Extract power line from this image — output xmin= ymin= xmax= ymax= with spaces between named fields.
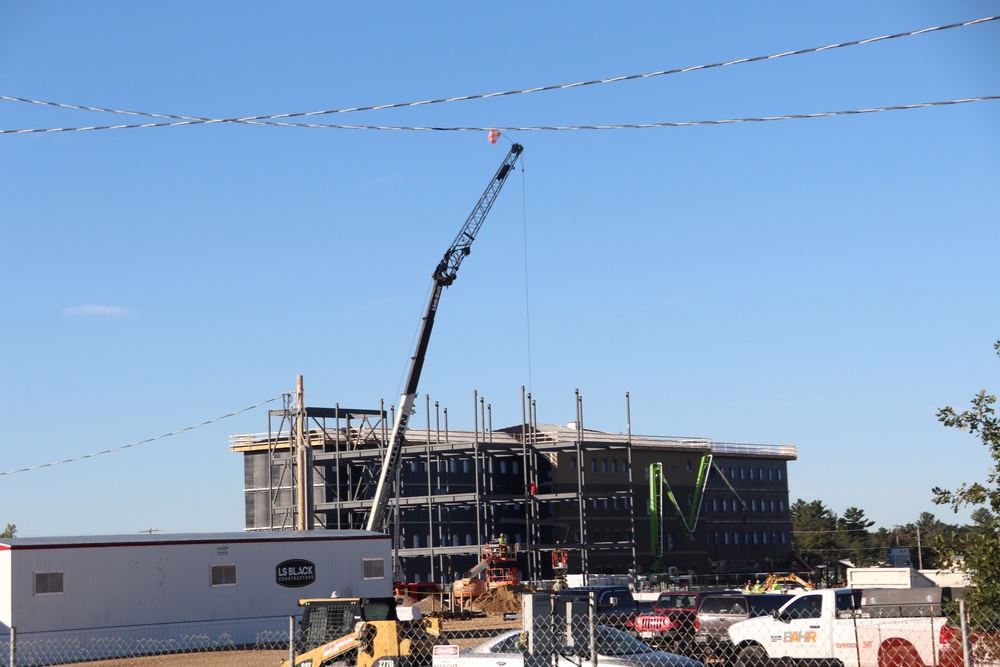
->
xmin=1 ymin=15 xmax=996 ymax=135
xmin=2 ymin=96 xmax=995 ymax=135
xmin=0 ymin=395 xmax=285 ymax=476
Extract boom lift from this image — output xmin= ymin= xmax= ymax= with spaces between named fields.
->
xmin=648 ymin=455 xmax=746 ymax=571
xmin=365 ymin=143 xmax=524 ymax=534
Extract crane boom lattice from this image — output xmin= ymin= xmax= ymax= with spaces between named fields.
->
xmin=365 ymin=143 xmax=524 ymax=534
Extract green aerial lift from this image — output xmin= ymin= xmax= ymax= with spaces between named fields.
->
xmin=648 ymin=455 xmax=746 ymax=571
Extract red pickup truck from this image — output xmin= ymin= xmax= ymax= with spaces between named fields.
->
xmin=630 ymin=589 xmax=737 ymax=651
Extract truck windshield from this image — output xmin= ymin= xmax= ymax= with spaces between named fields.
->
xmin=656 ymin=594 xmax=699 ymax=609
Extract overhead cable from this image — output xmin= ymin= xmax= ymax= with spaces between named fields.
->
xmin=0 ymin=14 xmax=996 ymax=135
xmin=1 ymin=96 xmax=996 ymax=135
xmin=0 ymin=394 xmax=285 ymax=476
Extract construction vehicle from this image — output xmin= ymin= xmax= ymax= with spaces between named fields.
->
xmin=648 ymin=454 xmax=746 ymax=571
xmin=452 ymin=538 xmax=520 ymax=603
xmin=280 ymin=596 xmax=444 ymax=667
xmin=755 ymin=572 xmax=813 ymax=592
xmin=365 ymin=143 xmax=524 ymax=536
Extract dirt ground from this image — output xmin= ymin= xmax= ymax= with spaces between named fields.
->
xmin=60 ymin=650 xmax=288 ymax=667
xmin=61 ymin=639 xmax=492 ymax=666
xmin=54 ymin=618 xmax=515 ymax=666
xmin=37 ymin=604 xmax=521 ymax=667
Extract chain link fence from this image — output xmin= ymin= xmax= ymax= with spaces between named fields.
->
xmin=2 ymin=591 xmax=998 ymax=667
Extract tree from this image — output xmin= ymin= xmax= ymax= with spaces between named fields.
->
xmin=839 ymin=507 xmax=875 ymax=533
xmin=933 ymin=339 xmax=1000 ymax=618
xmin=790 ymin=499 xmax=840 ymax=566
xmin=970 ymin=508 xmax=996 ymax=534
xmin=1 ymin=524 xmax=15 ymax=538
xmin=838 ymin=507 xmax=882 ymax=567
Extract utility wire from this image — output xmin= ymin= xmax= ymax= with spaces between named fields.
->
xmin=0 ymin=395 xmax=284 ymax=476
xmin=1 ymin=14 xmax=996 ymax=135
xmin=2 ymin=96 xmax=996 ymax=135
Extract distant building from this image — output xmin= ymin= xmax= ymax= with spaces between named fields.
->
xmin=231 ymin=400 xmax=797 ymax=584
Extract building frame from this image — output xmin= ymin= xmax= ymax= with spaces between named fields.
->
xmin=231 ymin=388 xmax=798 ymax=586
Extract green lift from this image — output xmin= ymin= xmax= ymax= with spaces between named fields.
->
xmin=648 ymin=455 xmax=746 ymax=572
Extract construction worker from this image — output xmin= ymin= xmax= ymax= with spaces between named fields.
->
xmin=498 ymin=533 xmax=509 ymax=546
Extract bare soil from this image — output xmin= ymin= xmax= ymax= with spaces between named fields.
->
xmin=57 ymin=615 xmax=517 ymax=666
xmin=61 ymin=650 xmax=287 ymax=666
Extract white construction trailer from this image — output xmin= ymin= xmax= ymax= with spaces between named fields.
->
xmin=0 ymin=530 xmax=391 ymax=665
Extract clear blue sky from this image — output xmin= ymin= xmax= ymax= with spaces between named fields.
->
xmin=2 ymin=2 xmax=998 ymax=539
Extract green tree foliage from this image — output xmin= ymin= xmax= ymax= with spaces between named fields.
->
xmin=791 ymin=499 xmax=838 ymax=563
xmin=876 ymin=513 xmax=959 ymax=569
xmin=838 ymin=507 xmax=882 ymax=567
xmin=790 ymin=501 xmax=883 ymax=568
xmin=970 ymin=508 xmax=996 ymax=533
xmin=840 ymin=507 xmax=875 ymax=532
xmin=1 ymin=524 xmax=15 ymax=538
xmin=933 ymin=339 xmax=1000 ymax=618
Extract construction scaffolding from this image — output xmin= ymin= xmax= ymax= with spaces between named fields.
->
xmin=230 ymin=384 xmax=798 ymax=586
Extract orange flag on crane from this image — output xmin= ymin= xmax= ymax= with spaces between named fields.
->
xmin=488 ymin=127 xmax=501 ymax=144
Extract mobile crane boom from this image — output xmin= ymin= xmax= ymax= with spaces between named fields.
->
xmin=365 ymin=143 xmax=524 ymax=533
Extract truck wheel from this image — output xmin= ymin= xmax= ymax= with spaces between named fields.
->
xmin=737 ymin=645 xmax=769 ymax=667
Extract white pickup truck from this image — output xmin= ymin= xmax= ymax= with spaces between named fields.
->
xmin=727 ymin=587 xmax=953 ymax=667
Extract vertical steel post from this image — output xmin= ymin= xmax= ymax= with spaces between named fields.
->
xmin=521 ymin=386 xmax=530 ymax=583
xmin=295 ymin=376 xmax=308 ymax=531
xmin=474 ymin=390 xmax=482 ymax=546
xmin=575 ymin=388 xmax=588 ymax=577
xmin=427 ymin=393 xmax=435 ymax=583
xmin=626 ymin=391 xmax=638 ymax=579
xmin=288 ymin=615 xmax=295 ymax=666
xmin=529 ymin=395 xmax=539 ymax=580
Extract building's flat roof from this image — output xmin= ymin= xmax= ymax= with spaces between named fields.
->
xmin=231 ymin=422 xmax=797 ymax=460
xmin=0 ymin=529 xmax=388 ymax=551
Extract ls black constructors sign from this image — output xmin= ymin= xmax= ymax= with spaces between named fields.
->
xmin=276 ymin=559 xmax=316 ymax=587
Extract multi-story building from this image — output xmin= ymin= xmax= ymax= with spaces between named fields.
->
xmin=230 ymin=395 xmax=797 ymax=586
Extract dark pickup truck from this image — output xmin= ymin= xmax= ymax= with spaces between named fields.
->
xmin=557 ymin=586 xmax=639 ymax=629
xmin=692 ymin=592 xmax=792 ymax=663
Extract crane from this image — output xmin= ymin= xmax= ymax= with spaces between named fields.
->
xmin=365 ymin=143 xmax=524 ymax=533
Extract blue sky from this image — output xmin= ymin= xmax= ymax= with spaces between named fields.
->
xmin=1 ymin=2 xmax=998 ymax=539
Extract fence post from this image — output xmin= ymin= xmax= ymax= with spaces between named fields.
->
xmin=288 ymin=615 xmax=296 ymax=667
xmin=9 ymin=626 xmax=14 ymax=667
xmin=960 ymin=599 xmax=972 ymax=667
xmin=589 ymin=591 xmax=597 ymax=667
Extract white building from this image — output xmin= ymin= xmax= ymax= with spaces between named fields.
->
xmin=0 ymin=530 xmax=390 ymax=664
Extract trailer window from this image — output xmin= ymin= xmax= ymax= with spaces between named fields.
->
xmin=211 ymin=564 xmax=237 ymax=587
xmin=34 ymin=571 xmax=64 ymax=595
xmin=362 ymin=558 xmax=385 ymax=580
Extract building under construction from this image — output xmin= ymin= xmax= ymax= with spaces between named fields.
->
xmin=230 ymin=388 xmax=797 ymax=586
